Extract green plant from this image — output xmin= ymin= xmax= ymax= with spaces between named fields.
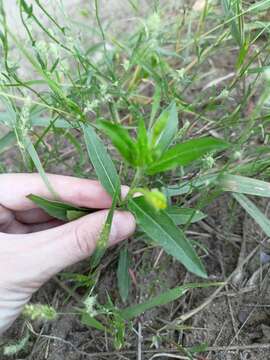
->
xmin=2 ymin=0 xmax=270 ymax=353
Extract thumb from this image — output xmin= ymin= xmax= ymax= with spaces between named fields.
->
xmin=28 ymin=210 xmax=136 ymax=283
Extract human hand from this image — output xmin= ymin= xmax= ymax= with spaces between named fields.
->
xmin=0 ymin=173 xmax=135 ymax=335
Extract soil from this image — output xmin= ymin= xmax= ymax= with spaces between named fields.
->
xmin=2 ymin=1 xmax=270 ymax=360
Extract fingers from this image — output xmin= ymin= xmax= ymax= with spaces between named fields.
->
xmin=15 ymin=208 xmax=52 ymax=224
xmin=0 ymin=205 xmax=28 ymax=234
xmin=28 ymin=219 xmax=64 ymax=232
xmin=0 ymin=210 xmax=135 ymax=335
xmin=24 ymin=210 xmax=136 ymax=283
xmin=0 ymin=206 xmax=57 ymax=233
xmin=0 ymin=173 xmax=129 ymax=211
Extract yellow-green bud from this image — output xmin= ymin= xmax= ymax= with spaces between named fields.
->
xmin=145 ymin=189 xmax=167 ymax=210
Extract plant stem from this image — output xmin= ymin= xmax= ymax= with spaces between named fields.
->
xmin=123 ymin=168 xmax=143 ymax=206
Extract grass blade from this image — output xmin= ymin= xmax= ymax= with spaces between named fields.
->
xmin=220 ymin=174 xmax=270 ymax=197
xmin=120 ymin=282 xmax=222 ymax=320
xmin=82 ymin=123 xmax=120 ymax=198
xmin=0 ymin=131 xmax=16 ymax=154
xmin=91 ymin=182 xmax=120 ymax=267
xmin=163 ymin=173 xmax=219 ymax=197
xmin=24 ymin=136 xmax=56 ymax=197
xmin=117 ymin=247 xmax=131 ymax=302
xmin=248 ymin=0 xmax=270 ymax=13
xmin=149 ymin=85 xmax=161 ymax=127
xmin=233 ymin=193 xmax=270 ymax=237
xmin=221 ymin=0 xmax=243 ymax=46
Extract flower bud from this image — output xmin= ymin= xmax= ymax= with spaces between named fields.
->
xmin=145 ymin=189 xmax=167 ymax=210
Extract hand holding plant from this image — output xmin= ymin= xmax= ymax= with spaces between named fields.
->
xmin=0 ymin=173 xmax=135 ymax=335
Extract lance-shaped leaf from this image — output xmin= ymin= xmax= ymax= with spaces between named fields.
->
xmin=147 ymin=137 xmax=228 ymax=175
xmin=82 ymin=123 xmax=120 ymax=198
xmin=27 ymin=194 xmax=92 ymax=221
xmin=151 ymin=101 xmax=178 ymax=153
xmin=167 ymin=206 xmax=206 ymax=225
xmin=136 ymin=118 xmax=151 ymax=165
xmin=128 ymin=196 xmax=207 ymax=278
xmin=97 ymin=120 xmax=138 ymax=166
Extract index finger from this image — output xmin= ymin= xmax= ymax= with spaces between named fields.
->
xmin=0 ymin=173 xmax=128 ymax=211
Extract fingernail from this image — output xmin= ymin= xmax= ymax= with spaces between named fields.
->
xmin=109 ymin=211 xmax=136 ymax=245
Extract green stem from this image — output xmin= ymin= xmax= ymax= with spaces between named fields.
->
xmin=122 ymin=168 xmax=143 ymax=206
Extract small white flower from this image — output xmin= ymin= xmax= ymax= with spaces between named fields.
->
xmin=84 ymin=295 xmax=98 ymax=316
xmin=83 ymin=99 xmax=100 ymax=114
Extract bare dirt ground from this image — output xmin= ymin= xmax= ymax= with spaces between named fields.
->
xmin=1 ymin=1 xmax=270 ymax=360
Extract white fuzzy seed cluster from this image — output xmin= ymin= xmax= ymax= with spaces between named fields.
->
xmin=23 ymin=303 xmax=57 ymax=320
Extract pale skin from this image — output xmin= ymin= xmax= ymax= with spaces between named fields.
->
xmin=0 ymin=173 xmax=136 ymax=335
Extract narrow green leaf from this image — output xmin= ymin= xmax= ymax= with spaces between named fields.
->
xmin=91 ymin=182 xmax=120 ymax=267
xmin=117 ymin=247 xmax=131 ymax=302
xmin=247 ymin=65 xmax=270 ymax=74
xmin=97 ymin=120 xmax=137 ymax=165
xmin=82 ymin=123 xmax=120 ymax=198
xmin=152 ymin=102 xmax=178 ymax=153
xmin=27 ymin=195 xmax=68 ymax=220
xmin=167 ymin=207 xmax=206 ymax=225
xmin=128 ymin=196 xmax=207 ymax=278
xmin=31 ymin=116 xmax=74 ymax=128
xmin=27 ymin=194 xmax=91 ymax=221
xmin=220 ymin=174 xmax=270 ymax=197
xmin=66 ymin=210 xmax=88 ymax=221
xmin=136 ymin=118 xmax=151 ymax=165
xmin=150 ymin=85 xmax=161 ymax=126
xmin=120 ymin=282 xmax=222 ymax=320
xmin=0 ymin=131 xmax=16 ymax=154
xmin=233 ymin=193 xmax=270 ymax=237
xmin=81 ymin=313 xmax=106 ymax=331
xmin=121 ymin=286 xmax=187 ymax=320
xmin=221 ymin=0 xmax=243 ymax=46
xmin=0 ymin=97 xmax=17 ymax=127
xmin=248 ymin=0 xmax=270 ymax=13
xmin=147 ymin=137 xmax=228 ymax=175
xmin=163 ymin=173 xmax=218 ymax=197
xmin=23 ymin=136 xmax=56 ymax=197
